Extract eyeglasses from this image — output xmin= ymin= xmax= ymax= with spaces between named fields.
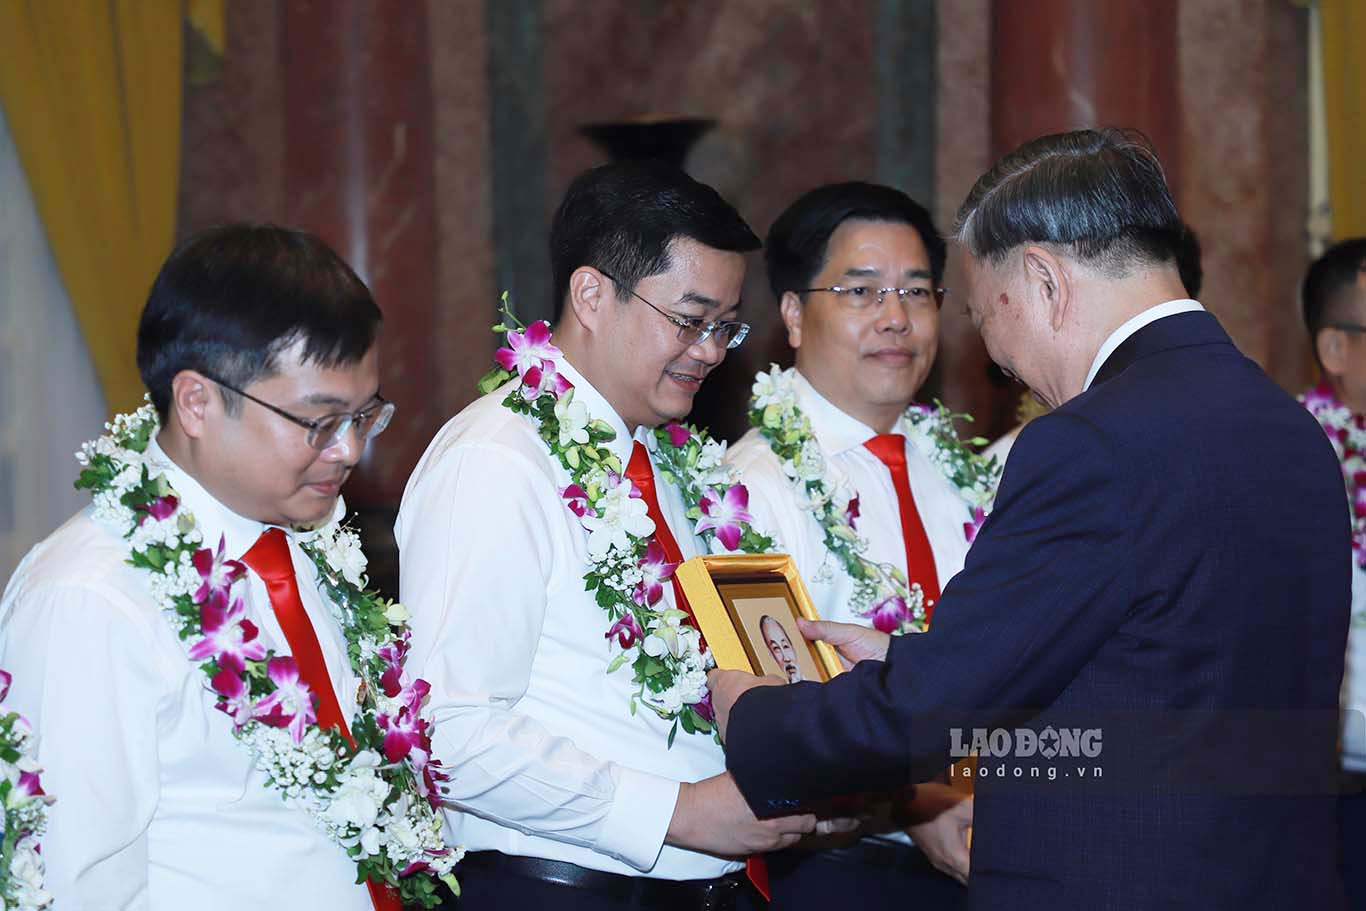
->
xmin=598 ymin=269 xmax=751 ymax=350
xmin=1329 ymin=323 xmax=1366 ymax=335
xmin=205 ymin=375 xmax=395 ymax=451
xmin=798 ymin=285 xmax=948 ymax=311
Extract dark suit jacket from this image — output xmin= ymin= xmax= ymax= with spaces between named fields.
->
xmin=726 ymin=312 xmax=1351 ymax=909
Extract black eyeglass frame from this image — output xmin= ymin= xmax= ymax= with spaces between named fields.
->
xmin=1328 ymin=323 xmax=1366 ymax=335
xmin=204 ymin=374 xmax=394 ymax=451
xmin=597 ymin=268 xmax=751 ymax=350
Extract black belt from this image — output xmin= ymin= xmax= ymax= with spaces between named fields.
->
xmin=460 ymin=851 xmax=750 ymax=911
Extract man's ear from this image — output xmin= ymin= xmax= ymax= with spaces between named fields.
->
xmin=1022 ymin=246 xmax=1070 ymax=333
xmin=1317 ymin=328 xmax=1347 ymax=378
xmin=779 ymin=291 xmax=804 ymax=349
xmin=564 ymin=267 xmax=613 ymax=334
xmin=170 ymin=370 xmax=216 ymax=440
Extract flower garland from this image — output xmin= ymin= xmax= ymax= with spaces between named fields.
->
xmin=749 ymin=365 xmax=1001 ymax=634
xmin=0 ymin=670 xmax=53 ymax=911
xmin=1302 ymin=381 xmax=1366 ymax=570
xmin=74 ymin=404 xmax=461 ymax=908
xmin=478 ymin=300 xmax=773 ymax=745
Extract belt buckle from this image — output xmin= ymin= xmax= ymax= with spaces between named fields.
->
xmin=698 ymin=875 xmax=742 ymax=911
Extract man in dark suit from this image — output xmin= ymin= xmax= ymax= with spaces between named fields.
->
xmin=707 ymin=128 xmax=1352 ymax=909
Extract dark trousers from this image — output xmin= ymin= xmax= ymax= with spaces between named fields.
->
xmin=1342 ymin=790 xmax=1366 ymax=910
xmin=767 ymin=838 xmax=967 ymax=911
xmin=439 ymin=859 xmax=765 ymax=911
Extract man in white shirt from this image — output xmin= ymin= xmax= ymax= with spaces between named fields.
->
xmin=1300 ymin=238 xmax=1366 ymax=909
xmin=726 ymin=182 xmax=983 ymax=910
xmin=0 ymin=225 xmax=406 ymax=909
xmin=396 ymin=161 xmax=816 ymax=910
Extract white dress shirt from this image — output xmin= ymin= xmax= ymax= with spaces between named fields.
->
xmin=1082 ymin=299 xmax=1205 ymax=391
xmin=0 ymin=440 xmax=370 ymax=911
xmin=395 ymin=360 xmax=738 ymax=880
xmin=726 ymin=371 xmax=973 ymax=626
xmin=1343 ymin=565 xmax=1366 ymax=772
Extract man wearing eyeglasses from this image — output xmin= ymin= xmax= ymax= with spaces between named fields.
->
xmin=0 ymin=224 xmax=399 ymax=909
xmin=396 ymin=161 xmax=816 ymax=911
xmin=725 ymin=183 xmax=975 ymax=910
xmin=1301 ymin=238 xmax=1366 ymax=909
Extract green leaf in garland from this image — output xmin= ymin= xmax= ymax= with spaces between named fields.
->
xmin=477 ymin=366 xmax=515 ymax=396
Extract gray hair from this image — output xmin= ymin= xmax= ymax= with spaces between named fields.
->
xmin=954 ymin=128 xmax=1183 ymax=275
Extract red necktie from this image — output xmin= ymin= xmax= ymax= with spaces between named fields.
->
xmin=624 ymin=441 xmax=769 ymax=899
xmin=626 ymin=441 xmax=702 ymax=641
xmin=241 ymin=528 xmax=403 ymax=911
xmin=864 ymin=434 xmax=943 ymax=625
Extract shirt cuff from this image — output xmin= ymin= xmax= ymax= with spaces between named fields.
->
xmin=595 ymin=766 xmax=680 ymax=872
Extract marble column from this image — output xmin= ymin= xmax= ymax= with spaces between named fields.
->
xmin=280 ymin=0 xmax=440 ymax=508
xmin=991 ymin=0 xmax=1181 ymax=181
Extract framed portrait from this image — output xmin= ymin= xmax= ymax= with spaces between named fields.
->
xmin=675 ymin=554 xmax=843 ymax=682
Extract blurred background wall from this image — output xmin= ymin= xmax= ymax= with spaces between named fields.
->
xmin=3 ymin=0 xmax=1363 ymax=589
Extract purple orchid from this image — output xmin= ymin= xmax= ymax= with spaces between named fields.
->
xmin=604 ymin=470 xmax=642 ymax=499
xmin=252 ymin=657 xmax=317 ymax=744
xmin=663 ymin=422 xmax=692 ymax=448
xmin=605 ymin=612 xmax=645 ymax=649
xmin=211 ymin=667 xmax=255 ymax=727
xmin=693 ymin=690 xmax=716 ymax=724
xmin=560 ymin=483 xmax=593 ymax=518
xmin=192 ymin=535 xmax=246 ymax=611
xmin=869 ymin=595 xmax=910 ymax=634
xmin=136 ymin=494 xmax=179 ymax=526
xmin=963 ymin=506 xmax=987 ymax=543
xmin=632 ymin=540 xmax=677 ymax=607
xmin=494 ymin=320 xmax=561 ymax=380
xmin=420 ymin=756 xmax=450 ymax=806
xmin=0 ymin=668 xmax=10 ymax=702
xmin=844 ymin=495 xmax=861 ymax=530
xmin=1302 ymin=384 xmax=1337 ymax=413
xmin=16 ymin=769 xmax=45 ymax=799
xmin=377 ymin=631 xmax=412 ymax=698
xmin=695 ymin=484 xmax=755 ymax=552
xmin=378 ymin=678 xmax=444 ymax=801
xmin=377 ymin=709 xmax=426 ymax=765
xmin=187 ymin=596 xmax=267 ymax=675
xmin=522 ymin=360 xmax=573 ymax=401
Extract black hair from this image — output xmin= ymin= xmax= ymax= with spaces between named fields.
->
xmin=549 ymin=160 xmax=760 ymax=320
xmin=955 ymin=128 xmax=1183 ymax=275
xmin=1303 ymin=238 xmax=1366 ymax=339
xmin=137 ymin=223 xmax=382 ymax=419
xmin=1175 ymin=222 xmax=1203 ymax=298
xmin=764 ymin=181 xmax=947 ymax=302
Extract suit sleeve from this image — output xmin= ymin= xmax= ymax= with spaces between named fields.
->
xmin=725 ymin=412 xmax=1136 ymax=814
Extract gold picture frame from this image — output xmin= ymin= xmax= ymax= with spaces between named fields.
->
xmin=675 ymin=553 xmax=844 ymax=682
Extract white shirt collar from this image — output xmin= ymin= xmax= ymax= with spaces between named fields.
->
xmin=791 ymin=370 xmax=881 ymax=456
xmin=555 ymin=357 xmax=638 ymax=466
xmin=144 ymin=437 xmax=345 ymax=560
xmin=1082 ymin=299 xmax=1205 ymax=391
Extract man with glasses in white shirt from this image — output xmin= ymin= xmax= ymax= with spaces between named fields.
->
xmin=1301 ymin=239 xmax=1366 ymax=910
xmin=397 ymin=161 xmax=817 ymax=911
xmin=726 ymin=182 xmax=980 ymax=910
xmin=0 ymin=224 xmax=404 ymax=910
